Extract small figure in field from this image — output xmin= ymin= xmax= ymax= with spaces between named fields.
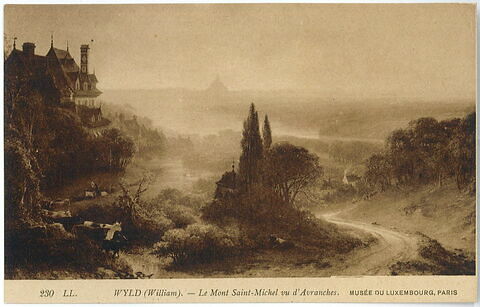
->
xmin=90 ymin=181 xmax=100 ymax=197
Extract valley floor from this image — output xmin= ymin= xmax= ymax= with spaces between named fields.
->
xmin=12 ymin=160 xmax=475 ymax=279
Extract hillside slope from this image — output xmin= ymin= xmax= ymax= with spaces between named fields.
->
xmin=335 ymin=181 xmax=475 ymax=256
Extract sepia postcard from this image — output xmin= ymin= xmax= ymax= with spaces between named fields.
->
xmin=3 ymin=2 xmax=477 ymax=303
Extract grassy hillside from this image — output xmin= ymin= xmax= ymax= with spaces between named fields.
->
xmin=335 ymin=180 xmax=475 ymax=256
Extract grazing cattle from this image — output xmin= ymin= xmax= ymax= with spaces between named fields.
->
xmin=102 ymin=231 xmax=128 ymax=257
xmin=85 ymin=191 xmax=95 ymax=199
xmin=74 ymin=221 xmax=123 ymax=242
xmin=83 ymin=221 xmax=100 ymax=228
xmin=73 ymin=220 xmax=126 ymax=256
xmin=100 ymin=191 xmax=109 ymax=197
xmin=105 ymin=222 xmax=122 ymax=239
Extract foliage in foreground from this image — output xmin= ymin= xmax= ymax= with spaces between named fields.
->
xmin=5 ymin=223 xmax=130 ymax=279
xmin=152 ymin=223 xmax=244 ymax=265
xmin=75 ymin=184 xmax=200 ymax=244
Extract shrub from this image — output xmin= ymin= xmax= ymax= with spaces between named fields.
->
xmin=5 ymin=225 xmax=131 ymax=278
xmin=143 ymin=189 xmax=199 ymax=228
xmin=153 ymin=223 xmax=242 ymax=265
xmin=201 ymin=194 xmax=362 ymax=252
xmin=131 ymin=214 xmax=175 ymax=242
xmin=161 ymin=204 xmax=196 ymax=228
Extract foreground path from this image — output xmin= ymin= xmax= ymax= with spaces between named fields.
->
xmin=120 ymin=213 xmax=420 ymax=278
xmin=320 ymin=211 xmax=419 ymax=276
xmin=119 ymin=206 xmax=420 ymax=278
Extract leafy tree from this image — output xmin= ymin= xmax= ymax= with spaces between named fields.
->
xmin=266 ymin=143 xmax=323 ymax=205
xmin=431 ymin=119 xmax=460 ymax=186
xmin=5 ymin=137 xmax=42 ymax=225
xmin=96 ymin=128 xmax=135 ymax=171
xmin=386 ymin=128 xmax=416 ymax=184
xmin=364 ymin=153 xmax=391 ymax=191
xmin=409 ymin=117 xmax=442 ymax=183
xmin=449 ymin=112 xmax=475 ymax=190
xmin=239 ymin=103 xmax=263 ymax=190
xmin=262 ymin=114 xmax=272 ymax=150
xmin=365 ymin=113 xmax=474 ymax=191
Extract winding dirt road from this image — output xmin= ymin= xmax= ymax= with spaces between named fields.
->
xmin=120 ymin=205 xmax=421 ymax=278
xmin=320 ymin=211 xmax=419 ymax=276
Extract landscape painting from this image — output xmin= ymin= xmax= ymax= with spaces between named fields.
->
xmin=4 ymin=4 xmax=476 ymax=281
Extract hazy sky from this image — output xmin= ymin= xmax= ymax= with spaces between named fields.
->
xmin=5 ymin=4 xmax=476 ymax=100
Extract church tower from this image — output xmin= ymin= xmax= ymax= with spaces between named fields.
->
xmin=80 ymin=44 xmax=89 ymax=74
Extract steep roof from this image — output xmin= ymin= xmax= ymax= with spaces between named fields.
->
xmin=7 ymin=43 xmax=101 ymax=100
xmin=47 ymin=45 xmax=101 ymax=97
xmin=52 ymin=47 xmax=73 ymax=60
xmin=47 ymin=57 xmax=75 ymax=94
xmin=61 ymin=59 xmax=80 ymax=73
xmin=6 ymin=49 xmax=48 ymax=77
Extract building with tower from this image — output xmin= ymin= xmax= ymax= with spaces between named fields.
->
xmin=5 ymin=37 xmax=106 ymax=127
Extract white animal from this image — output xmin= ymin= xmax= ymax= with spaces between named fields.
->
xmin=85 ymin=191 xmax=95 ymax=198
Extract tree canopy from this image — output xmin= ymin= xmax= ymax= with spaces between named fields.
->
xmin=266 ymin=143 xmax=323 ymax=205
xmin=239 ymin=103 xmax=264 ymax=189
xmin=365 ymin=113 xmax=475 ymax=191
xmin=262 ymin=115 xmax=272 ymax=150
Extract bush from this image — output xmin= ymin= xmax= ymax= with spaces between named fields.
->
xmin=153 ymin=223 xmax=242 ymax=265
xmin=162 ymin=204 xmax=196 ymax=228
xmin=5 ymin=225 xmax=131 ymax=279
xmin=143 ymin=189 xmax=199 ymax=228
xmin=131 ymin=214 xmax=175 ymax=242
xmin=201 ymin=194 xmax=362 ymax=252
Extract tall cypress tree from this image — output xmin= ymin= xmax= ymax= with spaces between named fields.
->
xmin=239 ymin=103 xmax=263 ymax=190
xmin=263 ymin=114 xmax=272 ymax=150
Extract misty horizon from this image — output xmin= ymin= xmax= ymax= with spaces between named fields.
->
xmin=99 ymin=86 xmax=476 ymax=103
xmin=5 ymin=4 xmax=476 ymax=101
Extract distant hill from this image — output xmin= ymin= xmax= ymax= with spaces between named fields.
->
xmin=205 ymin=76 xmax=229 ymax=96
xmin=100 ymin=89 xmax=474 ymax=140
